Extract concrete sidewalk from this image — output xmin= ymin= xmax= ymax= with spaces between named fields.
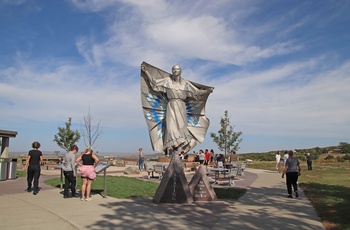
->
xmin=0 ymin=168 xmax=324 ymax=230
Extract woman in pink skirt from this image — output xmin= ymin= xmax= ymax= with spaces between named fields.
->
xmin=76 ymin=147 xmax=99 ymax=201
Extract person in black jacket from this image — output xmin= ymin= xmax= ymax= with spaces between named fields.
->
xmin=24 ymin=141 xmax=43 ymax=195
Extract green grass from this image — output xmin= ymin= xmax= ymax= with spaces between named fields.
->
xmin=250 ymin=161 xmax=350 ymax=230
xmin=45 ymin=176 xmax=159 ymax=199
xmin=45 ymin=175 xmax=246 ymax=200
xmin=16 ymin=170 xmax=27 ymax=177
xmin=299 ymin=163 xmax=350 ymax=230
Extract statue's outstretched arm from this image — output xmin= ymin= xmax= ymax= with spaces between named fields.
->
xmin=141 ymin=64 xmax=156 ymax=86
xmin=195 ymin=88 xmax=214 ymax=96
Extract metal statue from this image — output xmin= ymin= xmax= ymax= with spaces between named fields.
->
xmin=140 ymin=62 xmax=214 ymax=153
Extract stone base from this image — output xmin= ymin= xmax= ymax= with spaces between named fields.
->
xmin=189 ymin=165 xmax=217 ymax=201
xmin=153 ymin=153 xmax=193 ymax=204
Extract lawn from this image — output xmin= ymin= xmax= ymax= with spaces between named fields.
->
xmin=299 ymin=163 xmax=350 ymax=230
xmin=45 ymin=176 xmax=159 ymax=199
xmin=16 ymin=170 xmax=27 ymax=178
xmin=249 ymin=160 xmax=350 ymax=230
xmin=45 ymin=175 xmax=246 ymax=200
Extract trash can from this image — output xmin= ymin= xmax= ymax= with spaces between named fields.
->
xmin=7 ymin=158 xmax=17 ymax=180
xmin=0 ymin=158 xmax=8 ymax=181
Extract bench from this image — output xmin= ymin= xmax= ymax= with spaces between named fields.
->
xmin=153 ymin=164 xmax=166 ymax=180
xmin=145 ymin=161 xmax=169 ymax=179
xmin=223 ymin=168 xmax=239 ymax=186
xmin=237 ymin=162 xmax=247 ymax=176
xmin=43 ymin=164 xmax=60 ymax=170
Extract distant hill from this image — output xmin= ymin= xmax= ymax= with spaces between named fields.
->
xmin=239 ymin=145 xmax=343 ymax=161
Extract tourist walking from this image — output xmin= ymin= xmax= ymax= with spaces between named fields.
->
xmin=76 ymin=147 xmax=99 ymax=201
xmin=23 ymin=141 xmax=43 ymax=195
xmin=306 ymin=152 xmax=312 ymax=170
xmin=194 ymin=151 xmax=199 ymax=162
xmin=229 ymin=150 xmax=239 ymax=162
xmin=275 ymin=151 xmax=281 ymax=173
xmin=283 ymin=151 xmax=289 ymax=166
xmin=198 ymin=150 xmax=205 ymax=164
xmin=138 ymin=148 xmax=145 ymax=171
xmin=62 ymin=144 xmax=79 ymax=198
xmin=204 ymin=149 xmax=211 ymax=167
xmin=210 ymin=149 xmax=215 ymax=163
xmin=282 ymin=151 xmax=301 ymax=198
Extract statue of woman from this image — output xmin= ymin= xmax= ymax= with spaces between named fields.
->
xmin=140 ymin=62 xmax=213 ymax=153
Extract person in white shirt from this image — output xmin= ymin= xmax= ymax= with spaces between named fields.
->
xmin=198 ymin=150 xmax=205 ymax=164
xmin=275 ymin=151 xmax=281 ymax=173
xmin=283 ymin=151 xmax=289 ymax=166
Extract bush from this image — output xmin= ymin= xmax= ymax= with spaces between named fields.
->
xmin=324 ymin=154 xmax=334 ymax=160
xmin=343 ymin=154 xmax=350 ymax=161
xmin=336 ymin=156 xmax=344 ymax=162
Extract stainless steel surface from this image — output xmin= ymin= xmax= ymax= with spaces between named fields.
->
xmin=141 ymin=62 xmax=214 ymax=153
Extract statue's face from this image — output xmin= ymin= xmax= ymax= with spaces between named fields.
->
xmin=172 ymin=65 xmax=181 ymax=76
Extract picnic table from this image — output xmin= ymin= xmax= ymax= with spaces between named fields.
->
xmin=206 ymin=167 xmax=229 ymax=184
xmin=206 ymin=166 xmax=239 ymax=186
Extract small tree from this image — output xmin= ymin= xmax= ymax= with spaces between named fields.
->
xmin=81 ymin=107 xmax=102 ymax=149
xmin=210 ymin=110 xmax=243 ymax=158
xmin=339 ymin=142 xmax=350 ymax=153
xmin=53 ymin=117 xmax=80 ymax=152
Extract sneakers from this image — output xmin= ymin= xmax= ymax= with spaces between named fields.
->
xmin=33 ymin=190 xmax=38 ymax=195
xmin=80 ymin=197 xmax=86 ymax=201
xmin=25 ymin=188 xmax=32 ymax=192
xmin=287 ymin=195 xmax=293 ymax=198
xmin=295 ymin=191 xmax=299 ymax=198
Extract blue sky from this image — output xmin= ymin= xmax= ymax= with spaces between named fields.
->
xmin=1 ymin=0 xmax=349 ymax=155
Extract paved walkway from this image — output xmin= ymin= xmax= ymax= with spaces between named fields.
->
xmin=0 ymin=168 xmax=324 ymax=229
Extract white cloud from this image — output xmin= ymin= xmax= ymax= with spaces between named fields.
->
xmin=1 ymin=0 xmax=349 ymax=153
xmin=207 ymin=59 xmax=350 ymax=139
xmin=1 ymin=0 xmax=27 ymax=5
xmin=71 ymin=0 xmax=303 ymax=68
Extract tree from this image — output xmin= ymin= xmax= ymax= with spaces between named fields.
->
xmin=53 ymin=117 xmax=80 ymax=152
xmin=81 ymin=107 xmax=103 ymax=149
xmin=339 ymin=142 xmax=350 ymax=153
xmin=210 ymin=110 xmax=243 ymax=158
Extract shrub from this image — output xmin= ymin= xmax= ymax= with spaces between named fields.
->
xmin=324 ymin=154 xmax=334 ymax=160
xmin=336 ymin=156 xmax=344 ymax=162
xmin=343 ymin=154 xmax=350 ymax=161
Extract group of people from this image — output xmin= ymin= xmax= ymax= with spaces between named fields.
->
xmin=24 ymin=141 xmax=99 ymax=201
xmin=191 ymin=149 xmax=220 ymax=166
xmin=188 ymin=149 xmax=239 ymax=167
xmin=275 ymin=150 xmax=313 ymax=198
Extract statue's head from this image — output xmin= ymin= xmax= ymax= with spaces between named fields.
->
xmin=172 ymin=65 xmax=181 ymax=77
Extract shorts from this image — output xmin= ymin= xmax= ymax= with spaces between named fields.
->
xmin=80 ymin=165 xmax=96 ymax=180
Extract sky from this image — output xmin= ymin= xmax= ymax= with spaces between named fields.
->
xmin=1 ymin=0 xmax=350 ymax=155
